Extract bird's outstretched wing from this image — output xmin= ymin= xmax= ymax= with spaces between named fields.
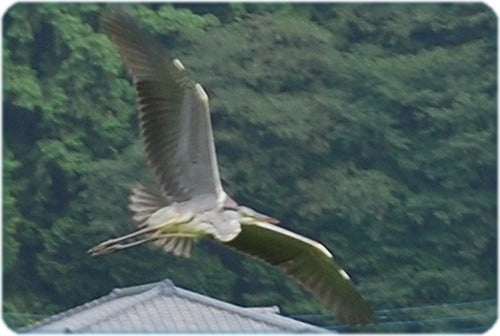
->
xmin=225 ymin=222 xmax=375 ymax=325
xmin=102 ymin=11 xmax=223 ymax=205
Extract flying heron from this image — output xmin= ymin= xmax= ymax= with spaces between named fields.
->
xmin=88 ymin=10 xmax=375 ymax=325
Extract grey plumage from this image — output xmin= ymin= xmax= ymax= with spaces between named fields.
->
xmin=89 ymin=10 xmax=375 ymax=325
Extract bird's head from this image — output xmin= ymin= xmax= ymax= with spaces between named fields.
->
xmin=237 ymin=206 xmax=280 ymax=225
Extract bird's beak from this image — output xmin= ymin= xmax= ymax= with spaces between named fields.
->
xmin=262 ymin=215 xmax=280 ymax=225
xmin=253 ymin=212 xmax=280 ymax=225
xmin=238 ymin=207 xmax=280 ymax=225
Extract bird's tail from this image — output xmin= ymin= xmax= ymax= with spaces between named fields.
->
xmin=129 ymin=184 xmax=194 ymax=257
xmin=88 ymin=184 xmax=194 ymax=257
xmin=128 ymin=183 xmax=166 ymax=229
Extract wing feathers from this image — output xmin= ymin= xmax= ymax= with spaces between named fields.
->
xmin=225 ymin=222 xmax=375 ymax=325
xmin=103 ymin=10 xmax=372 ymax=326
xmin=102 ymin=11 xmax=222 ymax=204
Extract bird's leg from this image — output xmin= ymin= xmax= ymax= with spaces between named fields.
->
xmin=87 ymin=225 xmax=159 ymax=255
xmin=88 ymin=215 xmax=194 ymax=256
xmin=89 ymin=237 xmax=152 ymax=256
xmin=89 ymin=232 xmax=199 ymax=256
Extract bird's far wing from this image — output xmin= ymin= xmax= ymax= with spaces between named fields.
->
xmin=102 ymin=11 xmax=223 ymax=204
xmin=225 ymin=222 xmax=375 ymax=325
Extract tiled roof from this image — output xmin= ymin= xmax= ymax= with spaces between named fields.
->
xmin=22 ymin=279 xmax=330 ymax=333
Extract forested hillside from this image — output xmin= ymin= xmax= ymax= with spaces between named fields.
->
xmin=3 ymin=3 xmax=496 ymax=332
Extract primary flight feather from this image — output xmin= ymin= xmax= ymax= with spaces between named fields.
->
xmin=89 ymin=10 xmax=375 ymax=325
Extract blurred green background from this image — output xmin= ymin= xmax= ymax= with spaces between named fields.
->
xmin=2 ymin=2 xmax=497 ymax=332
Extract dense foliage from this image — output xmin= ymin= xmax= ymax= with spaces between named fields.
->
xmin=3 ymin=3 xmax=496 ymax=332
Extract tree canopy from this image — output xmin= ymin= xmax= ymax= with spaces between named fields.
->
xmin=3 ymin=3 xmax=496 ymax=332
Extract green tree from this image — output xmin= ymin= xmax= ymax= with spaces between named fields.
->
xmin=3 ymin=3 xmax=496 ymax=332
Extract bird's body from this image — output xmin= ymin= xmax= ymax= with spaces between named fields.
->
xmin=89 ymin=10 xmax=375 ymax=325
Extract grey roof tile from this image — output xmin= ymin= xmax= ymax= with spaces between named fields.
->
xmin=22 ymin=279 xmax=331 ymax=333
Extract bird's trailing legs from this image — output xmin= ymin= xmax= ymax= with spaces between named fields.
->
xmin=88 ymin=216 xmax=194 ymax=256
